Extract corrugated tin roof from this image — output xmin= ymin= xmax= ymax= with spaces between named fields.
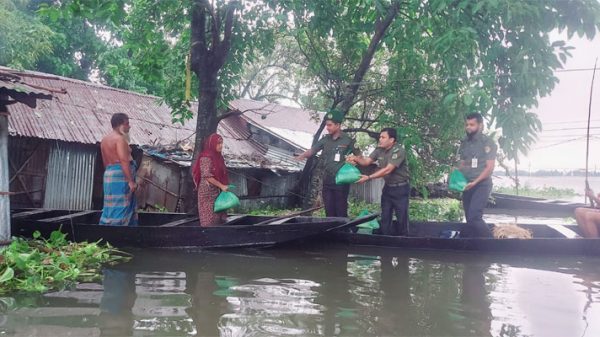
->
xmin=0 ymin=69 xmax=54 ymax=97
xmin=230 ymin=98 xmax=323 ymax=129
xmin=2 ymin=66 xmax=306 ymax=171
xmin=4 ymin=66 xmax=193 ymax=145
xmin=229 ymin=99 xmax=325 ymax=150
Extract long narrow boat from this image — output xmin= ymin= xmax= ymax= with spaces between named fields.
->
xmin=489 ymin=192 xmax=585 ymax=215
xmin=327 ymin=221 xmax=600 ymax=256
xmin=10 ymin=209 xmax=375 ymax=249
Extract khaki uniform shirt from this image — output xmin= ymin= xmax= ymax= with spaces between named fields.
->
xmin=312 ymin=132 xmax=360 ymax=184
xmin=458 ymin=133 xmax=497 ymax=182
xmin=369 ymin=143 xmax=410 ymax=185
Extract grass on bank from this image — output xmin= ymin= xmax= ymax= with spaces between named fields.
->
xmin=245 ymin=198 xmax=464 ymax=222
xmin=494 ymin=185 xmax=578 ymax=199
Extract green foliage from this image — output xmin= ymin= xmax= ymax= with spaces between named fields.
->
xmin=4 ymin=0 xmax=600 ymax=192
xmin=248 ymin=198 xmax=463 ymax=222
xmin=0 ymin=230 xmax=131 ymax=294
xmin=0 ymin=0 xmax=54 ymax=69
xmin=271 ymin=0 xmax=600 ymax=191
xmin=409 ymin=198 xmax=464 ymax=222
xmin=245 ymin=205 xmax=302 ymax=216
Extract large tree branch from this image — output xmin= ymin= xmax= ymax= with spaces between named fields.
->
xmin=253 ymin=93 xmax=304 ymax=106
xmin=215 ymin=1 xmax=237 ymax=69
xmin=339 ymin=0 xmax=401 ymax=114
xmin=253 ymin=71 xmax=283 ymax=99
xmin=190 ymin=0 xmax=208 ymax=74
xmin=240 ymin=64 xmax=289 ymax=97
xmin=343 ymin=128 xmax=380 ymax=139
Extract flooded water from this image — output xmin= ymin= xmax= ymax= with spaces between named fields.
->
xmin=1 ymin=246 xmax=600 ymax=337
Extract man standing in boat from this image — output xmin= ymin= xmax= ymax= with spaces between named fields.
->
xmin=295 ymin=110 xmax=360 ymax=217
xmin=457 ymin=113 xmax=497 ymax=237
xmin=347 ymin=128 xmax=410 ymax=236
xmin=99 ymin=113 xmax=138 ymax=226
xmin=574 ymin=188 xmax=600 ymax=237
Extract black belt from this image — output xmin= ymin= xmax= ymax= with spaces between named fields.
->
xmin=385 ymin=181 xmax=408 ymax=187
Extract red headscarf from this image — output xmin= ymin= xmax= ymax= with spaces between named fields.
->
xmin=192 ymin=133 xmax=228 ymax=187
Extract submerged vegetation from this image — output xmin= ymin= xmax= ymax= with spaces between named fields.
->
xmin=494 ymin=185 xmax=578 ymax=199
xmin=0 ymin=230 xmax=131 ymax=294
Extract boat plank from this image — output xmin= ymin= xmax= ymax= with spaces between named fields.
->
xmin=547 ymin=224 xmax=581 ymax=239
xmin=159 ymin=217 xmax=198 ymax=227
xmin=12 ymin=208 xmax=55 ymax=219
xmin=38 ymin=210 xmax=98 ymax=223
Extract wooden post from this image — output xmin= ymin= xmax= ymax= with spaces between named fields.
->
xmin=0 ymin=113 xmax=10 ymax=241
xmin=514 ymin=159 xmax=519 ymax=196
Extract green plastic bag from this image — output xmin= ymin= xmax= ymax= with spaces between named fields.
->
xmin=448 ymin=169 xmax=468 ymax=192
xmin=355 ymin=210 xmax=380 ymax=230
xmin=335 ymin=163 xmax=361 ymax=185
xmin=214 ymin=187 xmax=240 ymax=212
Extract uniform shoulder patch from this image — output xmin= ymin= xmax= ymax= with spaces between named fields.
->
xmin=392 ymin=153 xmax=398 ymax=159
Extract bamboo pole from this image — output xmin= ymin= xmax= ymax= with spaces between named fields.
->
xmin=0 ymin=113 xmax=10 ymax=241
xmin=585 ymin=58 xmax=598 ymax=206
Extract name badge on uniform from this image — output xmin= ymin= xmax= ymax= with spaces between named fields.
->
xmin=334 ymin=153 xmax=341 ymax=162
xmin=471 ymin=158 xmax=478 ymax=168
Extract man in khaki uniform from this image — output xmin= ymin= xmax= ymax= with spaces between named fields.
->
xmin=458 ymin=113 xmax=497 ymax=237
xmin=348 ymin=128 xmax=410 ymax=236
xmin=296 ymin=110 xmax=360 ymax=217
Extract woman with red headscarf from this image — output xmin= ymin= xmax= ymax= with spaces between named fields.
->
xmin=192 ymin=133 xmax=229 ymax=226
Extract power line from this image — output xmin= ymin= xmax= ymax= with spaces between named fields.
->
xmin=541 ymin=126 xmax=600 ymax=132
xmin=533 ymin=137 xmax=586 ymax=150
xmin=542 ymin=119 xmax=600 ymax=125
xmin=348 ymin=67 xmax=600 ymax=86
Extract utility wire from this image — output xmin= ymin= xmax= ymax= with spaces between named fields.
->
xmin=345 ymin=67 xmax=600 ymax=87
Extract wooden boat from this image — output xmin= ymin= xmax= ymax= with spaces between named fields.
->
xmin=10 ymin=209 xmax=376 ymax=249
xmin=326 ymin=220 xmax=600 ymax=256
xmin=489 ymin=192 xmax=585 ymax=215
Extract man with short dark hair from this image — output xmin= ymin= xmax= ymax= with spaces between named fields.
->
xmin=348 ymin=128 xmax=410 ymax=236
xmin=296 ymin=110 xmax=360 ymax=217
xmin=99 ymin=113 xmax=138 ymax=226
xmin=457 ymin=113 xmax=497 ymax=237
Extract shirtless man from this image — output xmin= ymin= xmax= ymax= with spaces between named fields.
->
xmin=574 ymin=187 xmax=600 ymax=238
xmin=99 ymin=113 xmax=138 ymax=226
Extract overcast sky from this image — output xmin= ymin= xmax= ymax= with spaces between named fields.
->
xmin=521 ymin=32 xmax=600 ymax=171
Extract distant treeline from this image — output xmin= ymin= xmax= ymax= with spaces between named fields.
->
xmin=494 ymin=170 xmax=600 ymax=177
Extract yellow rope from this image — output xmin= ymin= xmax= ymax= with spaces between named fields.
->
xmin=185 ymin=52 xmax=192 ymax=102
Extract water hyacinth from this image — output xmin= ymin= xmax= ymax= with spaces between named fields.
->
xmin=0 ymin=230 xmax=131 ymax=294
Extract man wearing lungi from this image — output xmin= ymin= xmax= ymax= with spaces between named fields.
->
xmin=99 ymin=113 xmax=138 ymax=226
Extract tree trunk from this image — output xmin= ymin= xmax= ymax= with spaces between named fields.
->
xmin=182 ymin=74 xmax=220 ymax=214
xmin=297 ymin=2 xmax=401 ymax=210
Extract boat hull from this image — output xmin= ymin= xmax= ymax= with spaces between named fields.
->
xmin=327 ymin=221 xmax=600 ymax=255
xmin=10 ymin=209 xmax=355 ymax=249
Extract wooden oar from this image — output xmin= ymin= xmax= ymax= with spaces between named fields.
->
xmin=585 ymin=58 xmax=598 ymax=207
xmin=252 ymin=206 xmax=324 ymax=226
xmin=327 ymin=212 xmax=380 ymax=232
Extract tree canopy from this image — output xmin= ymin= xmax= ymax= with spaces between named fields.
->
xmin=2 ymin=0 xmax=600 ymax=192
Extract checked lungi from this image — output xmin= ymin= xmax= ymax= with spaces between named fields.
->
xmin=99 ymin=162 xmax=138 ymax=226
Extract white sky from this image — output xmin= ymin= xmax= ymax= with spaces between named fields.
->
xmin=520 ymin=32 xmax=600 ymax=171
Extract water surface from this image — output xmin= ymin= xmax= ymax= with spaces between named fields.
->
xmin=1 ymin=246 xmax=599 ymax=337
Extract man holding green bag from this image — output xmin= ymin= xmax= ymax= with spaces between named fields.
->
xmin=457 ymin=113 xmax=497 ymax=237
xmin=296 ymin=110 xmax=360 ymax=217
xmin=347 ymin=128 xmax=410 ymax=236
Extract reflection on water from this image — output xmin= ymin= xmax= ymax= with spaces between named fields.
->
xmin=1 ymin=247 xmax=600 ymax=337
